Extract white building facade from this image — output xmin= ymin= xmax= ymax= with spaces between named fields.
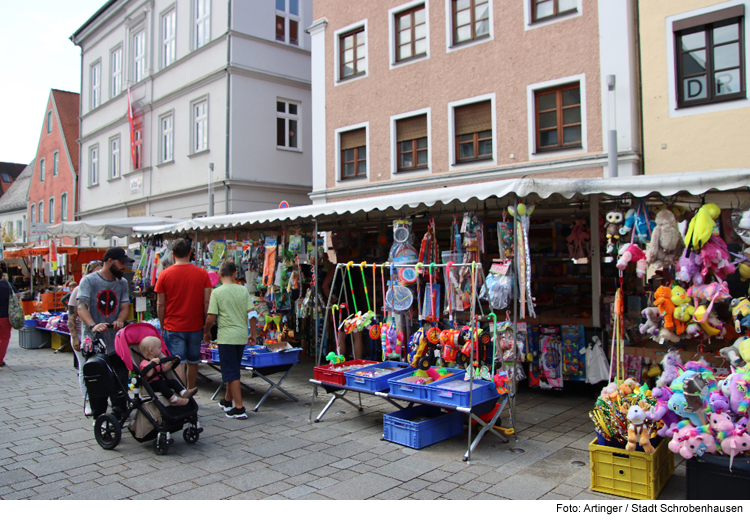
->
xmin=71 ymin=0 xmax=313 ymax=220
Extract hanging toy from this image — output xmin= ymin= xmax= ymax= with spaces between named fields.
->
xmin=684 ymin=203 xmax=721 ymax=251
xmin=603 ymin=209 xmax=625 ymax=254
xmin=508 ymin=202 xmax=536 ymax=319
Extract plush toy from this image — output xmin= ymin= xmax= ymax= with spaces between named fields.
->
xmin=603 ymin=210 xmax=624 ymax=254
xmin=725 ymin=369 xmax=750 ymax=415
xmin=686 ymin=323 xmax=703 ymax=339
xmin=668 ymin=390 xmax=704 ymax=426
xmin=617 ymin=243 xmax=647 ymax=278
xmin=684 ymin=203 xmax=721 ymax=251
xmin=668 ymin=421 xmax=717 ymax=459
xmin=645 ymin=209 xmax=686 ymax=269
xmin=656 ymin=348 xmax=683 ymax=389
xmin=647 ymin=387 xmax=681 ymax=437
xmin=709 ymin=391 xmax=731 ymax=413
xmin=677 ymin=251 xmax=703 ymax=285
xmin=671 ymin=285 xmax=692 ymax=335
xmin=653 ymin=285 xmax=676 ymax=331
xmin=719 ymin=338 xmax=746 ymax=368
xmin=620 ymin=208 xmax=656 ymax=243
xmin=639 ymin=307 xmax=662 ymax=338
xmin=718 ymin=427 xmax=750 ymax=471
xmin=567 ymin=219 xmax=590 ymax=260
xmin=692 ymin=305 xmax=725 ymax=337
xmin=599 ymin=381 xmax=619 ymax=401
xmin=623 ymin=400 xmax=655 ymax=453
xmin=687 ymin=281 xmax=731 ymax=322
xmin=708 ymin=410 xmax=735 ymax=433
xmin=699 ymin=236 xmax=736 ymax=281
xmin=731 ymin=297 xmax=750 ymax=334
xmin=619 ymin=378 xmax=638 ymax=396
xmin=657 ymin=327 xmax=681 ymax=344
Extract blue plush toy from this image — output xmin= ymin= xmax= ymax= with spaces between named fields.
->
xmin=619 ymin=207 xmax=657 ymax=243
xmin=667 ymin=391 xmax=703 ymax=426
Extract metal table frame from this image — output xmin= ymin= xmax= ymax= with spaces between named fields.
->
xmin=35 ymin=326 xmax=71 ymax=354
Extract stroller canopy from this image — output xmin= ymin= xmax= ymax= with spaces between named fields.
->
xmin=114 ymin=323 xmax=170 ymax=371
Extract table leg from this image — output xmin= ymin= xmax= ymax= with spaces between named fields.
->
xmin=251 ymin=367 xmax=298 ymax=412
xmin=463 ymin=396 xmax=509 ymax=462
xmin=314 ymin=390 xmax=363 ymax=423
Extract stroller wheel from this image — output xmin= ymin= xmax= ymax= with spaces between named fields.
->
xmin=94 ymin=414 xmax=121 ymax=450
xmin=155 ymin=433 xmax=170 ymax=456
xmin=183 ymin=426 xmax=200 ymax=445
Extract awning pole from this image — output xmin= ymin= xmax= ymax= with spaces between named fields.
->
xmin=314 ymin=219 xmax=319 ymax=362
xmin=511 ymin=195 xmax=519 ymax=443
xmin=590 ymin=195 xmax=601 ymax=328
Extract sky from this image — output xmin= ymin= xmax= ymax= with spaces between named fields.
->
xmin=0 ymin=0 xmax=107 ymax=164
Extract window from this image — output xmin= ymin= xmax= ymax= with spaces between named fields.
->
xmin=451 ymin=0 xmax=489 ymax=45
xmin=109 ymin=136 xmax=120 ymax=179
xmin=46 ymin=110 xmax=53 ymax=134
xmin=49 ymin=197 xmax=55 ymax=224
xmin=674 ymin=6 xmax=745 ymax=108
xmin=396 ymin=5 xmax=427 ymax=61
xmin=90 ymin=145 xmax=99 ymax=186
xmin=90 ymin=61 xmax=101 ymax=110
xmin=534 ymin=83 xmax=581 ymax=151
xmin=133 ymin=28 xmax=146 ymax=83
xmin=276 ymin=0 xmax=300 ymax=46
xmin=53 ymin=151 xmax=59 ymax=176
xmin=160 ymin=113 xmax=174 ymax=162
xmin=340 ymin=27 xmax=366 ymax=79
xmin=276 ymin=101 xmax=299 ymax=150
xmin=134 ymin=120 xmax=143 ymax=169
xmin=340 ymin=128 xmax=367 ymax=179
xmin=39 ymin=158 xmax=45 ymax=182
xmin=38 ymin=201 xmax=44 ymax=224
xmin=192 ymin=99 xmax=208 ymax=152
xmin=195 ymin=0 xmax=211 ymax=49
xmin=162 ymin=9 xmax=177 ymax=68
xmin=60 ymin=193 xmax=67 ymax=222
xmin=16 ymin=220 xmax=22 ymax=240
xmin=30 ymin=204 xmax=35 ymax=225
xmin=111 ymin=47 xmax=122 ymax=97
xmin=1 ymin=173 xmax=10 ymax=183
xmin=531 ymin=0 xmax=577 ymax=22
xmin=396 ymin=114 xmax=428 ymax=171
xmin=454 ymin=101 xmax=492 ymax=161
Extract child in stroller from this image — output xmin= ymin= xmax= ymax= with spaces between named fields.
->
xmin=139 ymin=336 xmax=197 ymax=406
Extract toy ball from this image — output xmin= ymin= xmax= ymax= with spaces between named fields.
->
xmin=517 ymin=203 xmax=527 ymax=216
xmin=208 ymin=271 xmax=220 ymax=287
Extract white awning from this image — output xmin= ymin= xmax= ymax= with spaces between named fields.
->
xmin=134 ymin=169 xmax=750 ymax=235
xmin=48 ymin=216 xmax=185 ymax=239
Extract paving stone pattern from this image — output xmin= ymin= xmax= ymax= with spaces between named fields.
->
xmin=0 ymin=341 xmax=687 ymax=499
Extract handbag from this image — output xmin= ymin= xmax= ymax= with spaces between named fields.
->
xmin=8 ymin=288 xmax=24 ymax=329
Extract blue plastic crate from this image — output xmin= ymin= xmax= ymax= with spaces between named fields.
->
xmin=241 ymin=346 xmax=301 ymax=367
xmin=344 ymin=361 xmax=414 ymax=392
xmin=387 ymin=367 xmax=464 ymax=401
xmin=383 ymin=405 xmax=464 ymax=449
xmin=210 ymin=349 xmax=220 ymax=363
xmin=424 ymin=377 xmax=498 ymax=407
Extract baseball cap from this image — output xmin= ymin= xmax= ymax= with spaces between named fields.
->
xmin=103 ymin=247 xmax=135 ymax=264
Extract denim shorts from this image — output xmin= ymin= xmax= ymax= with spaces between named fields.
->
xmin=218 ymin=344 xmax=244 ymax=382
xmin=162 ymin=329 xmax=203 ymax=364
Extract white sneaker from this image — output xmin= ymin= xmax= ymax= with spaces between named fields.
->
xmin=84 ymin=402 xmax=92 ymax=416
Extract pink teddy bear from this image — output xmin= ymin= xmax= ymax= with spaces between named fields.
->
xmin=617 ymin=243 xmax=647 ymax=278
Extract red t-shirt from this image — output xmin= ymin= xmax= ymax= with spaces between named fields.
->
xmin=154 ymin=263 xmax=212 ymax=332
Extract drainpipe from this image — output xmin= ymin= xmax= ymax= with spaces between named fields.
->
xmin=607 ymin=75 xmax=618 ymax=178
xmin=225 ymin=0 xmax=232 ymax=215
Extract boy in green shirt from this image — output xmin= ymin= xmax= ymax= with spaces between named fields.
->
xmin=203 ymin=260 xmax=257 ymax=419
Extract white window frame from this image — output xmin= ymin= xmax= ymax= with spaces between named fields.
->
xmin=89 ymin=144 xmax=100 ymax=186
xmin=444 ymin=0 xmax=494 ymax=53
xmin=526 ymin=73 xmax=588 ymax=160
xmin=132 ymin=26 xmax=147 ymax=83
xmin=160 ymin=112 xmax=175 ymax=163
xmin=39 ymin=158 xmax=45 ymax=182
xmin=390 ymin=1 xmax=430 ymax=69
xmin=334 ymin=19 xmax=369 ymax=86
xmin=90 ymin=60 xmax=101 ymax=110
xmin=48 ymin=197 xmax=55 ymax=225
xmin=46 ymin=110 xmax=52 ymax=134
xmin=191 ymin=97 xmax=209 ymax=154
xmin=30 ymin=204 xmax=35 ymax=225
xmin=111 ymin=45 xmax=122 ymax=97
xmin=194 ymin=0 xmax=211 ymax=49
xmin=447 ymin=93 xmax=497 ymax=170
xmin=16 ymin=220 xmax=22 ymax=241
xmin=53 ymin=151 xmax=59 ymax=176
xmin=275 ymin=0 xmax=301 ymax=46
xmin=523 ymin=0 xmax=582 ymax=31
xmin=38 ymin=201 xmax=44 ymax=224
xmin=666 ymin=0 xmax=750 ymax=118
xmin=162 ymin=7 xmax=177 ymax=68
xmin=390 ymin=107 xmax=432 ymax=177
xmin=334 ymin=121 xmax=369 ymax=185
xmin=276 ymin=99 xmax=301 ymax=152
xmin=60 ymin=193 xmax=68 ymax=222
xmin=109 ymin=135 xmax=121 ymax=180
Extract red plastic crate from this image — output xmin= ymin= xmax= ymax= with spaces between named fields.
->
xmin=314 ymin=359 xmax=377 ymax=386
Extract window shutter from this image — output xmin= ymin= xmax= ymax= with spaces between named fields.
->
xmin=454 ymin=101 xmax=492 ymax=136
xmin=396 ymin=114 xmax=428 ymax=142
xmin=340 ymin=128 xmax=366 ymax=150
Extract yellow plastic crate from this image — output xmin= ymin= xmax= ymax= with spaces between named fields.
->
xmin=589 ymin=437 xmax=674 ymax=500
xmin=51 ymin=332 xmax=71 ymax=351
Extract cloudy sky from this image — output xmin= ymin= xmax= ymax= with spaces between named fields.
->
xmin=0 ymin=1 xmax=106 ymax=164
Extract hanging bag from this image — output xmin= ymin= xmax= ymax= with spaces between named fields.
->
xmin=7 ymin=283 xmax=24 ymax=330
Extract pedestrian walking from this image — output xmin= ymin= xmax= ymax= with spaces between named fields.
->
xmin=0 ymin=276 xmax=18 ymax=367
xmin=155 ymin=239 xmax=212 ymax=391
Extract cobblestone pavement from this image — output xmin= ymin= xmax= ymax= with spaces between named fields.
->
xmin=0 ymin=338 xmax=687 ymax=500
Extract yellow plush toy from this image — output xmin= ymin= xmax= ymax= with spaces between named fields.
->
xmin=684 ymin=203 xmax=721 ymax=250
xmin=671 ymin=285 xmax=691 ymax=335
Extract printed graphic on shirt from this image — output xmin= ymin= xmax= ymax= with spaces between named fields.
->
xmin=97 ymin=290 xmax=118 ymax=316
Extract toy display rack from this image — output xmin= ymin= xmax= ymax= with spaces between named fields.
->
xmin=308 ymin=261 xmax=516 ymax=462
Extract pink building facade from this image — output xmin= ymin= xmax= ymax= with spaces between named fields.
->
xmin=309 ymin=0 xmax=641 ymax=203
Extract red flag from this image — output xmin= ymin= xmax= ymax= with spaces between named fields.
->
xmin=127 ymin=87 xmax=136 ymax=167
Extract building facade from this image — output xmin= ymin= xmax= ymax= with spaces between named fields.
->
xmin=640 ymin=0 xmax=750 ymax=175
xmin=308 ymin=0 xmax=641 ymax=203
xmin=0 ymin=161 xmax=34 ymax=245
xmin=27 ymin=90 xmax=80 ymax=245
xmin=71 ymin=0 xmax=313 ymax=221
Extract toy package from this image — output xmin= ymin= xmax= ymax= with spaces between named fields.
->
xmin=561 ymin=324 xmax=586 ymax=381
xmin=389 ymin=219 xmax=418 ymax=263
xmin=496 ymin=221 xmax=514 ymax=260
xmin=528 ymin=325 xmax=563 ymax=390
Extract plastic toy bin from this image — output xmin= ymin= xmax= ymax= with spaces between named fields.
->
xmin=589 ymin=437 xmax=674 ymax=500
xmin=344 ymin=361 xmax=413 ymax=392
xmin=383 ymin=405 xmax=464 ymax=449
xmin=18 ymin=327 xmax=51 ymax=350
xmin=387 ymin=367 xmax=464 ymax=402
xmin=686 ymin=454 xmax=750 ymax=500
xmin=424 ymin=377 xmax=497 ymax=407
xmin=240 ymin=346 xmax=300 ymax=368
xmin=313 ymin=360 xmax=377 ymax=386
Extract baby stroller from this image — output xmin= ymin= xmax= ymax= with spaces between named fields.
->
xmin=82 ymin=322 xmax=202 ymax=455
